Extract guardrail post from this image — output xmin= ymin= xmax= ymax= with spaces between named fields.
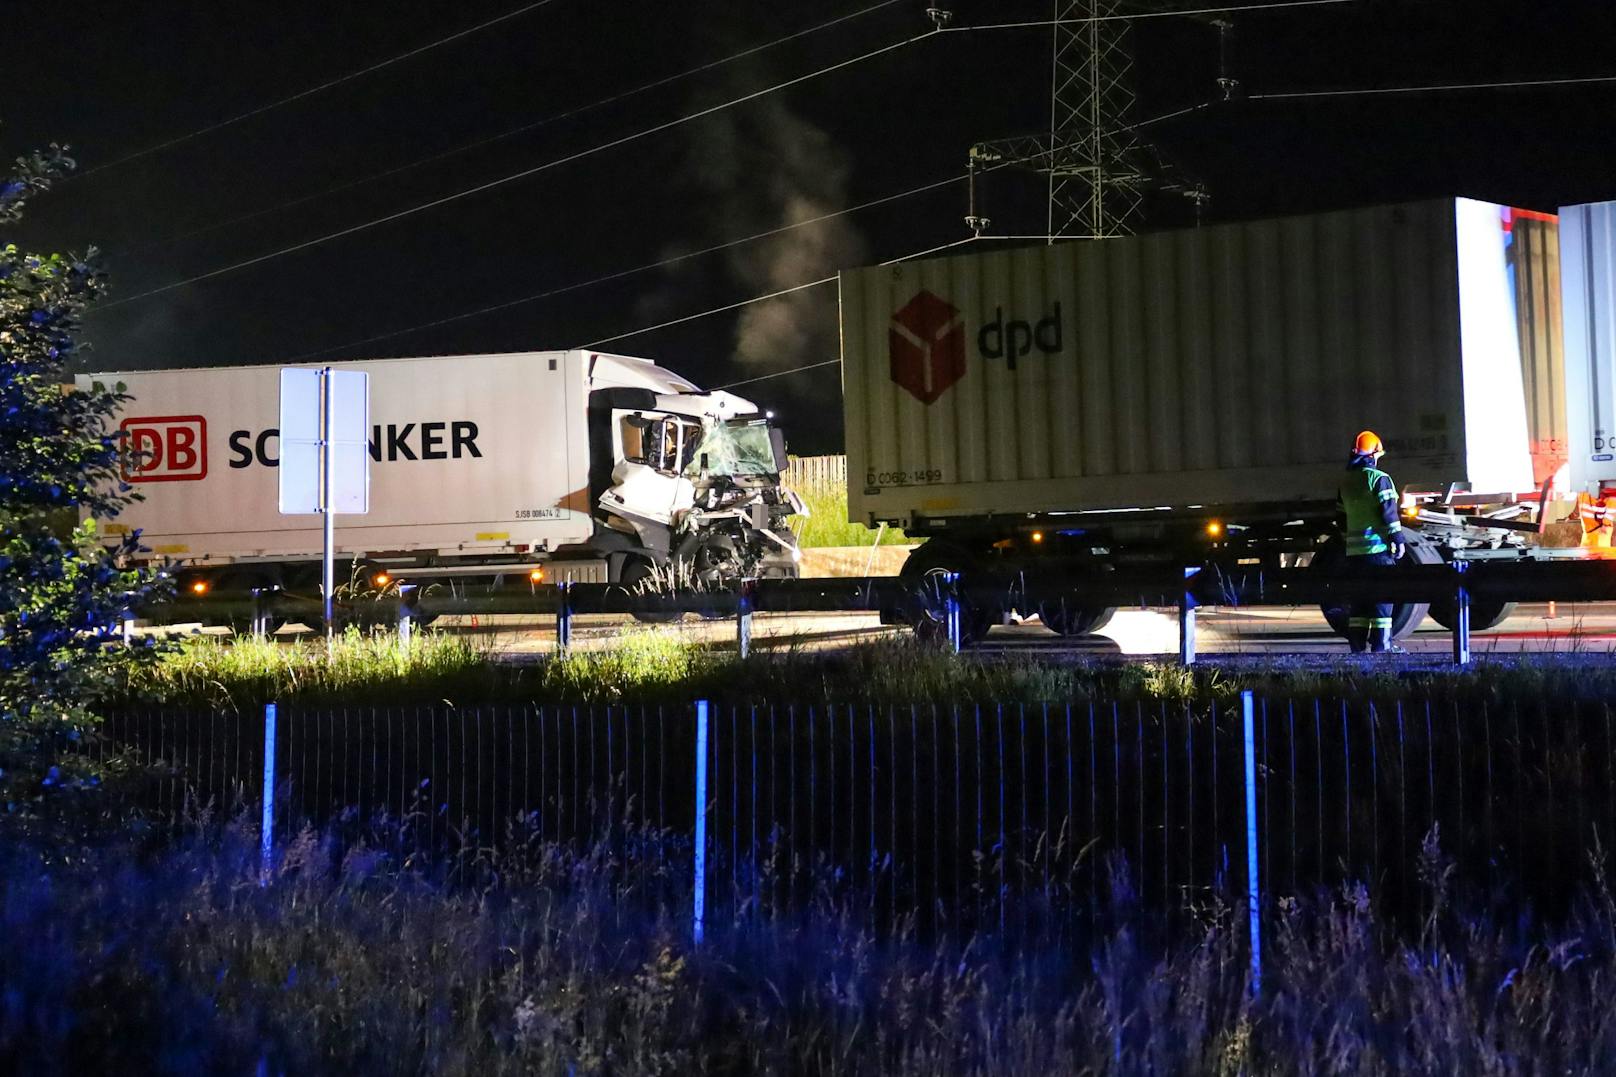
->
xmin=1241 ymin=689 xmax=1262 ymax=996
xmin=260 ymin=702 xmax=277 ymax=887
xmin=1179 ymin=567 xmax=1199 ymax=666
xmin=1452 ymin=561 xmax=1471 ymax=667
xmin=250 ymin=587 xmax=271 ymax=639
xmin=556 ymin=581 xmax=573 ymax=653
xmin=944 ymin=571 xmax=962 ymax=654
xmin=693 ymin=699 xmax=710 ymax=945
xmin=120 ymin=609 xmax=135 ymax=646
xmin=736 ymin=579 xmax=754 ymax=659
xmin=396 ymin=584 xmax=416 ymax=648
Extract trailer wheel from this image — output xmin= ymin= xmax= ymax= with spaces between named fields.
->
xmin=900 ymin=544 xmax=993 ymax=646
xmin=1313 ymin=533 xmax=1440 ymax=641
xmin=1428 ymin=598 xmax=1516 ymax=632
xmin=620 ymin=557 xmax=683 ymax=624
xmin=1038 ymin=602 xmax=1117 ymax=637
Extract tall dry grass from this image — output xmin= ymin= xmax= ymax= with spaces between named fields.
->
xmin=3 ymin=808 xmax=1616 ymax=1074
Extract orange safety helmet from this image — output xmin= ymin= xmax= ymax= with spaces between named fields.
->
xmin=1354 ymin=430 xmax=1384 ymax=456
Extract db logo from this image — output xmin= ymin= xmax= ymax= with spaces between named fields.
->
xmin=121 ymin=415 xmax=208 ymax=483
xmin=888 ymin=290 xmax=965 ymax=405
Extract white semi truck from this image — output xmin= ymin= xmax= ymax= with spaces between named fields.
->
xmin=839 ymin=197 xmax=1616 ymax=643
xmin=81 ymin=350 xmax=802 ymax=620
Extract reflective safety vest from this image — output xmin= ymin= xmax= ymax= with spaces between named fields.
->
xmin=1576 ymin=492 xmax=1616 ymax=549
xmin=1337 ymin=463 xmax=1403 ymax=556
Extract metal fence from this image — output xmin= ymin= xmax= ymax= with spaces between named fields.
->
xmin=784 ymin=454 xmax=846 ymax=491
xmin=100 ymin=695 xmax=1616 ymax=933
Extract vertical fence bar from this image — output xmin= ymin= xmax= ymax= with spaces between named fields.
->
xmin=260 ymin=702 xmax=277 ymax=886
xmin=556 ymin=582 xmax=573 ymax=653
xmin=396 ymin=584 xmax=415 ymax=648
xmin=945 ymin=572 xmax=962 ymax=654
xmin=1452 ymin=562 xmax=1471 ymax=667
xmin=251 ymin=587 xmax=271 ymax=639
xmin=693 ymin=699 xmax=710 ymax=946
xmin=1179 ymin=569 xmax=1198 ymax=666
xmin=737 ymin=580 xmax=753 ymax=659
xmin=1242 ymin=690 xmax=1262 ymax=995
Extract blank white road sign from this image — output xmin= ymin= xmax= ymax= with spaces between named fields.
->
xmin=278 ymin=368 xmax=370 ymax=514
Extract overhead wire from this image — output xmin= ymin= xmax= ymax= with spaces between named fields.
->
xmin=286 ymin=169 xmax=977 ymax=361
xmin=941 ymin=0 xmax=1362 ymax=32
xmin=129 ymin=0 xmax=910 ymax=254
xmin=93 ymin=27 xmax=937 ymax=312
xmin=77 ymin=0 xmax=567 ymax=179
xmin=584 ymin=235 xmax=979 ymax=352
xmin=1250 ymin=73 xmax=1616 ymax=99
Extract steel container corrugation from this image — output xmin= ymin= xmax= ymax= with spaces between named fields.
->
xmin=841 ymin=199 xmax=1536 ymax=528
xmin=1562 ymin=200 xmax=1616 ymax=492
xmin=1509 ymin=214 xmax=1567 ymax=486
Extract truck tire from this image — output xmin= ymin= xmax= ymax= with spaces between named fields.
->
xmin=900 ymin=544 xmax=993 ymax=646
xmin=1313 ymin=532 xmax=1439 ymax=641
xmin=1428 ymin=598 xmax=1516 ymax=632
xmin=1038 ymin=601 xmax=1117 ymax=637
xmin=619 ymin=557 xmax=683 ymax=624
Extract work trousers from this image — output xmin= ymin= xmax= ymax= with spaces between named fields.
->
xmin=1346 ymin=549 xmax=1396 ymax=653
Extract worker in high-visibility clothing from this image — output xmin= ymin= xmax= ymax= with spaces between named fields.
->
xmin=1336 ymin=430 xmax=1407 ymax=653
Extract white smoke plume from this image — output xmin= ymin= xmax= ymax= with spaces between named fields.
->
xmin=656 ymin=82 xmax=867 ymax=393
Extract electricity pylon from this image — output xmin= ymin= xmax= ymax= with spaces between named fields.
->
xmin=966 ymin=0 xmax=1215 ymax=241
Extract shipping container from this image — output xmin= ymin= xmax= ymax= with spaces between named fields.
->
xmin=840 ymin=198 xmax=1539 ymax=530
xmin=78 ymin=350 xmax=774 ymax=568
xmin=1562 ymin=200 xmax=1616 ymax=493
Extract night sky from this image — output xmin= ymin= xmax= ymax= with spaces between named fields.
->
xmin=7 ymin=0 xmax=1615 ymax=453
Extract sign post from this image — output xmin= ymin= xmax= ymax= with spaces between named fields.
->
xmin=279 ymin=368 xmax=369 ymax=648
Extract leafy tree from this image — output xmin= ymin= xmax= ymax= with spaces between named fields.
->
xmin=1 ymin=145 xmax=165 ymax=798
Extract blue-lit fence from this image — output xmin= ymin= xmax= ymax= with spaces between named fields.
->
xmin=98 ymin=695 xmax=1616 ymax=933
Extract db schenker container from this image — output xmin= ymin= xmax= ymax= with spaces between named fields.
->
xmin=80 ymin=350 xmax=799 ymax=613
xmin=838 ymin=198 xmax=1589 ymax=642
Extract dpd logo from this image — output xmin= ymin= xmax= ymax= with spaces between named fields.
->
xmin=888 ymin=290 xmax=965 ymax=405
xmin=122 ymin=415 xmax=208 ymax=483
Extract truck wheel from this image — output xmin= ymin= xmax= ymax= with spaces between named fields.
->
xmin=1313 ymin=533 xmax=1439 ymax=641
xmin=619 ymin=558 xmax=682 ymax=624
xmin=900 ymin=545 xmax=993 ymax=646
xmin=1038 ymin=602 xmax=1117 ymax=637
xmin=1428 ymin=598 xmax=1516 ymax=632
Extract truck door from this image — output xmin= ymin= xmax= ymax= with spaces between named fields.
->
xmin=598 ymin=411 xmax=698 ymax=548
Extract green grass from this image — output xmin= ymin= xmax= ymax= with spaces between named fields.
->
xmin=112 ymin=628 xmax=1616 ymax=711
xmin=789 ymin=481 xmax=908 ymax=548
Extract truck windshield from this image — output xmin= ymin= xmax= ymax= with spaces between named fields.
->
xmin=686 ymin=419 xmax=781 ymax=477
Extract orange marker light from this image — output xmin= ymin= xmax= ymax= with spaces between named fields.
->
xmin=189 ymin=580 xmax=209 ymax=595
xmin=529 ymin=568 xmax=545 ymax=583
xmin=373 ymin=572 xmax=391 ymax=588
xmin=1206 ymin=521 xmax=1223 ymax=538
xmin=1031 ymin=530 xmax=1044 ymax=544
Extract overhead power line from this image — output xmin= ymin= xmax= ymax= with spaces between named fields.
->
xmin=1251 ymin=73 xmax=1616 ymax=100
xmin=583 ymin=236 xmax=978 ymax=351
xmin=131 ymin=0 xmax=909 ymax=254
xmin=93 ymin=28 xmax=935 ymax=312
xmin=716 ymin=359 xmax=843 ymax=390
xmin=942 ymin=0 xmax=1361 ymax=32
xmin=78 ymin=0 xmax=567 ymax=179
xmin=287 ymin=170 xmax=972 ymax=361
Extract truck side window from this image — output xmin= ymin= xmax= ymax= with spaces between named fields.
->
xmin=620 ymin=416 xmax=648 ymax=465
xmin=677 ymin=421 xmax=704 ymax=473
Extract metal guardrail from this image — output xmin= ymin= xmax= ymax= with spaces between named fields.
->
xmin=133 ymin=558 xmax=1616 ymax=666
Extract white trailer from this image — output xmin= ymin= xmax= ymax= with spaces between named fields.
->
xmin=83 ymin=350 xmax=801 ymax=615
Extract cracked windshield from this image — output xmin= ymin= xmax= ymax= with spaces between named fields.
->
xmin=686 ymin=420 xmax=778 ymax=477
